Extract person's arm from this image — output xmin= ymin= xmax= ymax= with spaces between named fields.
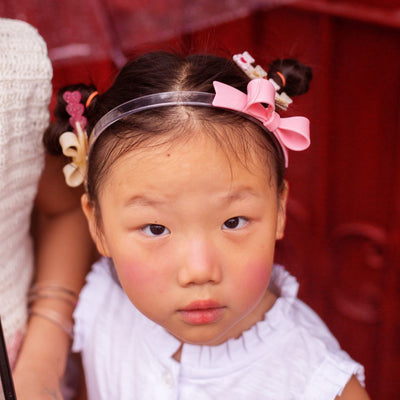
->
xmin=335 ymin=375 xmax=371 ymax=400
xmin=13 ymin=153 xmax=94 ymax=400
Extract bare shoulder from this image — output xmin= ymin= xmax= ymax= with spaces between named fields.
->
xmin=335 ymin=375 xmax=370 ymax=400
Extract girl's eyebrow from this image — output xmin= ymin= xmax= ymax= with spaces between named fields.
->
xmin=220 ymin=187 xmax=261 ymax=203
xmin=123 ymin=188 xmax=262 ymax=208
xmin=124 ymin=195 xmax=165 ymax=208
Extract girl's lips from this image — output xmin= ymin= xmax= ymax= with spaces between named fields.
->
xmin=179 ymin=300 xmax=225 ymax=325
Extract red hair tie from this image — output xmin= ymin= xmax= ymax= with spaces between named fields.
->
xmin=276 ymin=71 xmax=286 ymax=88
xmin=86 ymin=91 xmax=99 ymax=108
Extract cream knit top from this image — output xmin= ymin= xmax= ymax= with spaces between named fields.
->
xmin=0 ymin=18 xmax=52 ymax=367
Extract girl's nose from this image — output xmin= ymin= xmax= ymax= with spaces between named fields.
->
xmin=177 ymin=237 xmax=222 ymax=287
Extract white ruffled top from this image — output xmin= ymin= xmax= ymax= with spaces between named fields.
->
xmin=73 ymin=257 xmax=365 ymax=400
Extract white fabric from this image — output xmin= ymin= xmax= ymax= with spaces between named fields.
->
xmin=0 ymin=18 xmax=52 ymax=364
xmin=73 ymin=259 xmax=364 ymax=400
xmin=73 ymin=257 xmax=364 ymax=400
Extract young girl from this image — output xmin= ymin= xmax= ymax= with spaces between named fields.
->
xmin=45 ymin=51 xmax=370 ymax=399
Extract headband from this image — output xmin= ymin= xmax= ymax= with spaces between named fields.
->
xmin=59 ymin=79 xmax=310 ymax=187
xmin=89 ymin=91 xmax=217 ymax=151
xmin=90 ymin=78 xmax=310 ymax=164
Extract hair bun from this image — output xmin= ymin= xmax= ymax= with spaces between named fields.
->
xmin=268 ymin=59 xmax=312 ymax=97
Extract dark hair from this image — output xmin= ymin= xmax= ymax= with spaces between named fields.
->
xmin=44 ymin=51 xmax=312 ymax=214
xmin=268 ymin=58 xmax=312 ymax=97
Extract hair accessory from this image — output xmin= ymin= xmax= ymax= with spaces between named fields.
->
xmin=86 ymin=90 xmax=99 ymax=108
xmin=60 ymin=90 xmax=89 ymax=187
xmin=89 ymin=80 xmax=310 ymax=167
xmin=63 ymin=91 xmax=87 ymax=129
xmin=89 ymin=91 xmax=283 ymax=158
xmin=89 ymin=91 xmax=219 ymax=151
xmin=212 ymin=79 xmax=310 ymax=166
xmin=59 ymin=122 xmax=88 ymax=187
xmin=276 ymin=71 xmax=286 ymax=87
xmin=233 ymin=51 xmax=267 ymax=79
xmin=233 ymin=51 xmax=293 ymax=111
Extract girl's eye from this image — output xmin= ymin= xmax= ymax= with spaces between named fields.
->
xmin=142 ymin=224 xmax=170 ymax=237
xmin=222 ymin=217 xmax=248 ymax=230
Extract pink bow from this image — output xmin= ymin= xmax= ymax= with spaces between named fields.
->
xmin=212 ymin=79 xmax=310 ymax=166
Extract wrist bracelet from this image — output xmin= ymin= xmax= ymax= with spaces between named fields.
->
xmin=29 ymin=282 xmax=79 ymax=298
xmin=28 ymin=282 xmax=79 ymax=308
xmin=28 ymin=293 xmax=77 ymax=307
xmin=29 ymin=307 xmax=74 ymax=338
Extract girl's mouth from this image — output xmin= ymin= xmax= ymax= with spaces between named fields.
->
xmin=179 ymin=300 xmax=225 ymax=325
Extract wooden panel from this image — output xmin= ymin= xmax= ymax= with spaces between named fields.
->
xmin=247 ymin=5 xmax=400 ymax=399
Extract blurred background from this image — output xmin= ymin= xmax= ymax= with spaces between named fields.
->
xmin=1 ymin=0 xmax=399 ymax=398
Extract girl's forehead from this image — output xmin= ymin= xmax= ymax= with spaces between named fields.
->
xmin=92 ymin=121 xmax=280 ymax=203
xmin=113 ymin=126 xmax=271 ymax=175
xmin=101 ymin=137 xmax=278 ymax=210
xmin=104 ymin=129 xmax=276 ymax=197
xmin=147 ymin=120 xmax=269 ymax=156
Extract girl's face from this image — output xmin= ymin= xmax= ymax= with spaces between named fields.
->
xmin=83 ymin=130 xmax=287 ymax=346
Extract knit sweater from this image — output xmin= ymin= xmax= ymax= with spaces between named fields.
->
xmin=0 ymin=18 xmax=52 ymax=367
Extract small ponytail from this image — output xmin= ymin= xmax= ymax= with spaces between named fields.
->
xmin=43 ymin=83 xmax=97 ymax=155
xmin=268 ymin=59 xmax=312 ymax=97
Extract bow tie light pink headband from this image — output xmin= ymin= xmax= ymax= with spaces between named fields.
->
xmin=89 ymin=78 xmax=310 ymax=167
xmin=59 ymin=77 xmax=310 ymax=186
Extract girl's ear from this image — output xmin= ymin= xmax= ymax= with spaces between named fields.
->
xmin=276 ymin=180 xmax=289 ymax=240
xmin=81 ymin=194 xmax=111 ymax=257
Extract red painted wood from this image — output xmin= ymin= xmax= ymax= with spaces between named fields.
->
xmin=249 ymin=6 xmax=400 ymax=399
xmin=293 ymin=0 xmax=400 ymax=28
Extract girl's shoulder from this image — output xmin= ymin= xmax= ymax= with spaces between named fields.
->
xmin=269 ymin=265 xmax=348 ymax=352
xmin=263 ymin=265 xmax=366 ymax=399
xmin=335 ymin=376 xmax=370 ymax=400
xmin=72 ymin=257 xmax=138 ymax=352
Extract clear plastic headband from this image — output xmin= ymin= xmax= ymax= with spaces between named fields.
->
xmin=89 ymin=90 xmax=284 ymax=159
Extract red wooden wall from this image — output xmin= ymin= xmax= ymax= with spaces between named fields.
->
xmin=1 ymin=1 xmax=399 ymax=399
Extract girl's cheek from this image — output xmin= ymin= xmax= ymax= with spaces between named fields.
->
xmin=117 ymin=260 xmax=153 ymax=286
xmin=239 ymin=260 xmax=272 ymax=294
xmin=116 ymin=259 xmax=168 ymax=297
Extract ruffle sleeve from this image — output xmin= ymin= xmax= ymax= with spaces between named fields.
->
xmin=302 ymin=351 xmax=365 ymax=400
